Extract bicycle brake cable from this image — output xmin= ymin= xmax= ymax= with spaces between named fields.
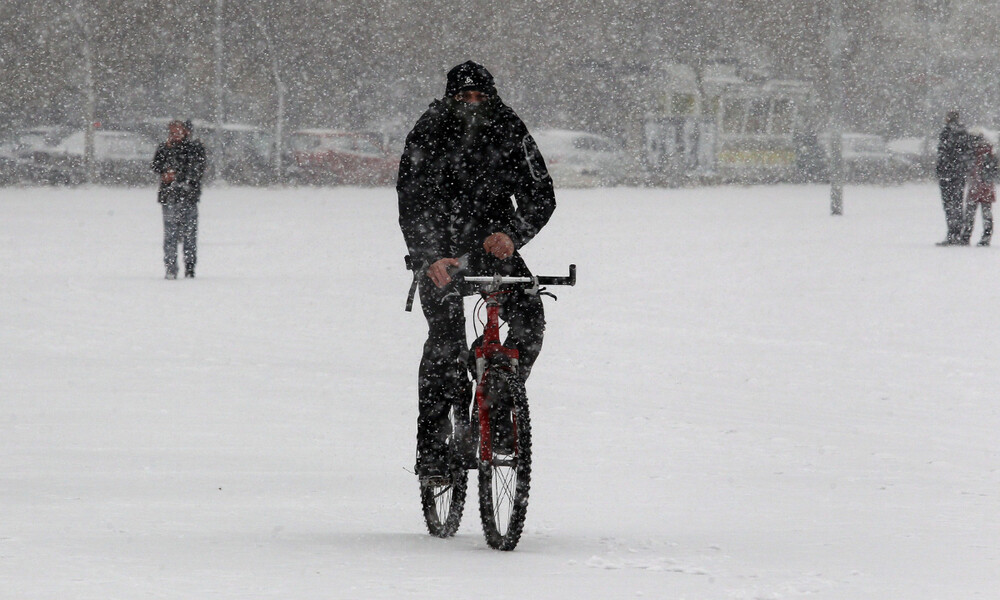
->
xmin=536 ymin=286 xmax=558 ymax=301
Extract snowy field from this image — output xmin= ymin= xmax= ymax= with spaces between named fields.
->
xmin=2 ymin=183 xmax=998 ymax=599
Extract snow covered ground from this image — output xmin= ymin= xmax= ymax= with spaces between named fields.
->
xmin=2 ymin=183 xmax=997 ymax=599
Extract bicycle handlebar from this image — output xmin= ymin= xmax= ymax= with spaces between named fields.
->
xmin=458 ymin=265 xmax=576 ymax=287
xmin=405 ymin=255 xmax=576 ymax=286
xmin=404 ymin=255 xmax=576 ymax=311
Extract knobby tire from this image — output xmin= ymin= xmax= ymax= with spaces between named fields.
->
xmin=478 ymin=369 xmax=531 ymax=551
xmin=419 ymin=407 xmax=469 ymax=538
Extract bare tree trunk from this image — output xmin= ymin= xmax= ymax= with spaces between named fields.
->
xmin=828 ymin=0 xmax=846 ymax=215
xmin=74 ymin=2 xmax=95 ymax=185
xmin=258 ymin=19 xmax=285 ymax=183
xmin=213 ymin=0 xmax=226 ymax=184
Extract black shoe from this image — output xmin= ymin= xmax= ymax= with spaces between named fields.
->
xmin=415 ymin=448 xmax=449 ymax=481
xmin=184 ymin=264 xmax=195 ymax=278
xmin=417 ymin=463 xmax=450 ymax=486
xmin=978 ymin=240 xmax=991 ymax=246
xmin=935 ymin=240 xmax=952 ymax=246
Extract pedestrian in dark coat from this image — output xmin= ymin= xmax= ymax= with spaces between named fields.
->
xmin=151 ymin=120 xmax=207 ymax=278
xmin=397 ymin=61 xmax=556 ymax=479
xmin=961 ymin=133 xmax=995 ymax=246
xmin=936 ymin=111 xmax=973 ymax=246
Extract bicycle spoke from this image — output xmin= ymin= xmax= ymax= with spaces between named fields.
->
xmin=492 ymin=468 xmax=517 ymax=531
xmin=478 ymin=369 xmax=531 ymax=550
xmin=495 ymin=468 xmax=516 ymax=498
xmin=419 ymin=408 xmax=469 ymax=539
xmin=434 ymin=487 xmax=452 ymax=520
xmin=431 ymin=485 xmax=453 ymax=501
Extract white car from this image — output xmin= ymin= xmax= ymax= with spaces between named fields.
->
xmin=820 ymin=132 xmax=894 ymax=182
xmin=887 ymin=136 xmax=935 ymax=180
xmin=37 ymin=129 xmax=158 ymax=185
xmin=530 ymin=129 xmax=631 ymax=187
xmin=3 ymin=126 xmax=74 ymax=183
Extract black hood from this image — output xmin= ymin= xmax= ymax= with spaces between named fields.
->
xmin=445 ymin=61 xmax=497 ymax=97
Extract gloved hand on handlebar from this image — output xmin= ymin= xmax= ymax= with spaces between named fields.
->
xmin=483 ymin=232 xmax=514 ymax=260
xmin=426 ymin=233 xmax=514 ymax=289
xmin=427 ymin=257 xmax=461 ymax=289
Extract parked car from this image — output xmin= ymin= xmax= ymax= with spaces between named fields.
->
xmin=32 ymin=129 xmax=158 ymax=185
xmin=288 ymin=129 xmax=397 ymax=185
xmin=887 ymin=136 xmax=935 ymax=181
xmin=820 ymin=132 xmax=894 ymax=183
xmin=4 ymin=126 xmax=74 ymax=184
xmin=0 ymin=139 xmax=17 ymax=185
xmin=530 ymin=129 xmax=632 ymax=187
xmin=197 ymin=122 xmax=275 ymax=185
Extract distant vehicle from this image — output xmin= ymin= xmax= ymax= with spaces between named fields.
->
xmin=33 ymin=129 xmax=158 ymax=185
xmin=643 ymin=63 xmax=716 ymax=183
xmin=288 ymin=129 xmax=397 ymax=186
xmin=821 ymin=132 xmax=894 ymax=183
xmin=7 ymin=126 xmax=73 ymax=155
xmin=887 ymin=136 xmax=935 ymax=180
xmin=530 ymin=129 xmax=632 ymax=187
xmin=0 ymin=156 xmax=15 ymax=185
xmin=0 ymin=140 xmax=16 ymax=185
xmin=197 ymin=122 xmax=275 ymax=185
xmin=643 ymin=60 xmax=820 ymax=184
xmin=3 ymin=126 xmax=74 ymax=184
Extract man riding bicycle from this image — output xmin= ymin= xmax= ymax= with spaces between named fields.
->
xmin=397 ymin=61 xmax=556 ymax=481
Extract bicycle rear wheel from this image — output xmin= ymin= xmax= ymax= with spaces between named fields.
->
xmin=419 ymin=409 xmax=469 ymax=538
xmin=478 ymin=369 xmax=531 ymax=551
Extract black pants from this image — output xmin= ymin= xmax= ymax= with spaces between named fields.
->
xmin=939 ymin=177 xmax=966 ymax=243
xmin=415 ymin=254 xmax=545 ymax=464
xmin=962 ymin=201 xmax=993 ymax=244
xmin=162 ymin=200 xmax=198 ymax=274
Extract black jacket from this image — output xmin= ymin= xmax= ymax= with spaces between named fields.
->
xmin=151 ymin=138 xmax=207 ymax=203
xmin=937 ymin=122 xmax=972 ymax=180
xmin=397 ymin=97 xmax=555 ymax=268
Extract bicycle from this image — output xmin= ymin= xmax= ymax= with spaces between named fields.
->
xmin=404 ymin=255 xmax=576 ymax=550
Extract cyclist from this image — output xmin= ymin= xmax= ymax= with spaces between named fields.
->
xmin=397 ymin=61 xmax=556 ymax=481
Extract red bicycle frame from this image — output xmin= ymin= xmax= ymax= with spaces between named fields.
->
xmin=473 ymin=291 xmax=519 ymax=463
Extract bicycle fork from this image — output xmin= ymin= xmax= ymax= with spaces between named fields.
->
xmin=474 ymin=294 xmax=519 ymax=463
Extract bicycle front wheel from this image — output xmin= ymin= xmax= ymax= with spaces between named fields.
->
xmin=478 ymin=369 xmax=532 ymax=551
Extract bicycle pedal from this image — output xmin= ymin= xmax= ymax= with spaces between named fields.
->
xmin=419 ymin=474 xmax=452 ymax=488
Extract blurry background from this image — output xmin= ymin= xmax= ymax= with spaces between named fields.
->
xmin=1 ymin=0 xmax=996 ymax=186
